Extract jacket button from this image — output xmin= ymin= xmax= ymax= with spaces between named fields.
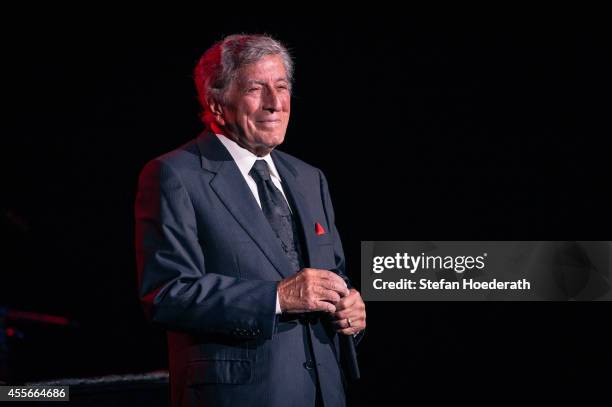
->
xmin=304 ymin=360 xmax=315 ymax=370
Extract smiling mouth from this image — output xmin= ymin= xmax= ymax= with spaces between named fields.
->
xmin=257 ymin=120 xmax=282 ymax=128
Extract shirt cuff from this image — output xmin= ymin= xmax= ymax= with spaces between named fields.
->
xmin=275 ymin=290 xmax=282 ymax=314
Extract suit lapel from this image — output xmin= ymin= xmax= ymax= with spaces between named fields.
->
xmin=196 ymin=133 xmax=295 ymax=280
xmin=271 ymin=151 xmax=318 ymax=269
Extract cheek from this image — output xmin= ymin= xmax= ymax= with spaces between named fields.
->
xmin=243 ymin=106 xmax=261 ymax=126
xmin=232 ymin=101 xmax=256 ymax=122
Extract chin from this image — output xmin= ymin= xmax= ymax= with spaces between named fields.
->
xmin=262 ymin=133 xmax=285 ymax=147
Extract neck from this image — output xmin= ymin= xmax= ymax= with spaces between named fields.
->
xmin=214 ymin=128 xmax=273 ymax=157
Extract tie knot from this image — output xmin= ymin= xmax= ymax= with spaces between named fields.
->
xmin=250 ymin=159 xmax=272 ymax=182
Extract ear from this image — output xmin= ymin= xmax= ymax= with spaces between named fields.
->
xmin=208 ymin=98 xmax=226 ymax=127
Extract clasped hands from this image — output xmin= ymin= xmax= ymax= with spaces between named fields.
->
xmin=277 ymin=268 xmax=366 ymax=336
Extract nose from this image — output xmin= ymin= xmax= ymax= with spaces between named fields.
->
xmin=262 ymin=87 xmax=283 ymax=113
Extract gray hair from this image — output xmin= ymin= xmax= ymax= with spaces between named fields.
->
xmin=194 ymin=34 xmax=294 ymax=128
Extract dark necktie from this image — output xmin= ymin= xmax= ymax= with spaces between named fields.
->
xmin=249 ymin=159 xmax=302 ymax=272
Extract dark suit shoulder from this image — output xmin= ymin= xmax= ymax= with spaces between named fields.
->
xmin=272 ymin=148 xmax=323 ymax=178
xmin=152 ymin=138 xmax=201 ymax=170
xmin=138 ymin=138 xmax=202 ymax=181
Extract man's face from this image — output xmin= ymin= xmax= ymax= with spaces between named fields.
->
xmin=217 ymin=54 xmax=291 ymax=156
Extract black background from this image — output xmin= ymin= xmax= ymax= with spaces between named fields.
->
xmin=1 ymin=18 xmax=611 ymax=403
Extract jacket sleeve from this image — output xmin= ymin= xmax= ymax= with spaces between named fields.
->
xmin=135 ymin=158 xmax=278 ymax=340
xmin=318 ymin=169 xmax=365 ymax=346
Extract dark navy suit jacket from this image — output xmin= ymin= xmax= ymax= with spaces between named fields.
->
xmin=135 ymin=132 xmax=362 ymax=407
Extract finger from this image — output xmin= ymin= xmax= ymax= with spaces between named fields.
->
xmin=334 ymin=294 xmax=358 ymax=312
xmin=339 ymin=289 xmax=366 ymax=311
xmin=331 ymin=318 xmax=356 ymax=330
xmin=306 ymin=269 xmax=349 ymax=298
xmin=332 ymin=307 xmax=357 ymax=321
xmin=334 ymin=306 xmax=366 ymax=322
xmin=315 ymin=287 xmax=341 ymax=304
xmin=337 ymin=317 xmax=365 ymax=333
xmin=313 ymin=300 xmax=336 ymax=313
xmin=333 ymin=309 xmax=349 ymax=320
xmin=319 ymin=279 xmax=350 ymax=298
xmin=336 ymin=326 xmax=360 ymax=336
xmin=317 ymin=270 xmax=349 ymax=290
xmin=331 ymin=318 xmax=345 ymax=329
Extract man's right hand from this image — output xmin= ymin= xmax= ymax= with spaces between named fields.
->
xmin=277 ymin=268 xmax=350 ymax=313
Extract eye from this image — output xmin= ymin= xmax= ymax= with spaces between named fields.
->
xmin=247 ymin=87 xmax=262 ymax=93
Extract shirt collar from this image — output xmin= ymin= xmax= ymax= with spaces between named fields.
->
xmin=215 ymin=134 xmax=281 ymax=181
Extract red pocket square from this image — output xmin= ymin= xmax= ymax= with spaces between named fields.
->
xmin=315 ymin=222 xmax=326 ymax=235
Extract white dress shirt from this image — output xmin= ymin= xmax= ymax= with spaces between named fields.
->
xmin=216 ymin=134 xmax=289 ymax=314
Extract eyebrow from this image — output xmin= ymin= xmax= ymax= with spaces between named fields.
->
xmin=245 ymin=78 xmax=289 ymax=86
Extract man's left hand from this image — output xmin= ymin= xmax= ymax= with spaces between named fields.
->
xmin=329 ymin=288 xmax=366 ymax=335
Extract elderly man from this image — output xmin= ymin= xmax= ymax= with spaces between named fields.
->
xmin=135 ymin=34 xmax=365 ymax=407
